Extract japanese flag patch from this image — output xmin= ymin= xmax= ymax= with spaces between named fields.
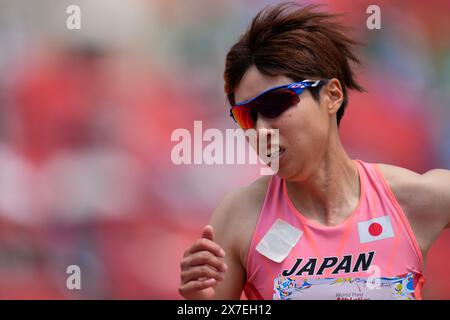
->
xmin=357 ymin=215 xmax=395 ymax=244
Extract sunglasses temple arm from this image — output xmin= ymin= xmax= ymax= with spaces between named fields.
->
xmin=229 ymin=109 xmax=237 ymax=122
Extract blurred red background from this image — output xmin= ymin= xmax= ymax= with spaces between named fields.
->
xmin=0 ymin=0 xmax=448 ymax=299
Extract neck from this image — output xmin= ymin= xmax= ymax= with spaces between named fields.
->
xmin=285 ymin=132 xmax=360 ymax=226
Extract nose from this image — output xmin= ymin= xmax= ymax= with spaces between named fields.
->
xmin=254 ymin=116 xmax=278 ymax=156
xmin=255 ymin=114 xmax=273 ymax=132
xmin=255 ymin=115 xmax=278 ymax=141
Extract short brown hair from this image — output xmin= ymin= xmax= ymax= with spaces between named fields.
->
xmin=224 ymin=2 xmax=364 ymax=126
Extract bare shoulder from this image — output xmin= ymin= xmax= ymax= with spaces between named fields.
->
xmin=209 ymin=175 xmax=271 ymax=264
xmin=377 ymin=163 xmax=450 ymax=211
xmin=210 ymin=175 xmax=270 ymax=225
xmin=376 ymin=163 xmax=450 ymax=251
xmin=376 ymin=164 xmax=421 ymax=202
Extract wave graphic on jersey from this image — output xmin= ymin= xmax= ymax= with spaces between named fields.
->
xmin=273 ymin=272 xmax=417 ymax=300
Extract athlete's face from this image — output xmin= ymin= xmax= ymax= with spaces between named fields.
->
xmin=234 ymin=65 xmax=343 ymax=181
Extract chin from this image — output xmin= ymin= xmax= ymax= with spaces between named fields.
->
xmin=272 ymin=165 xmax=291 ymax=180
xmin=276 ymin=162 xmax=306 ymax=182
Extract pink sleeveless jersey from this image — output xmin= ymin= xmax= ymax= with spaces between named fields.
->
xmin=244 ymin=160 xmax=425 ymax=300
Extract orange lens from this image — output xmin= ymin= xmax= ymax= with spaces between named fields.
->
xmin=231 ymin=89 xmax=299 ymax=129
xmin=231 ymin=106 xmax=254 ymax=129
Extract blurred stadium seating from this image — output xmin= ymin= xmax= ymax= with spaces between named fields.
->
xmin=0 ymin=0 xmax=448 ymax=299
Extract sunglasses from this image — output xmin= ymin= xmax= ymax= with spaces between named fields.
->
xmin=230 ymin=79 xmax=327 ymax=129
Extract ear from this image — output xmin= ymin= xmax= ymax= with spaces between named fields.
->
xmin=322 ymin=78 xmax=344 ymax=116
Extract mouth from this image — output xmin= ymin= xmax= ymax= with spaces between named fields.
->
xmin=266 ymin=146 xmax=286 ymax=159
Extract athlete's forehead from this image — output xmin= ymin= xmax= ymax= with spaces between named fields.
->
xmin=234 ymin=65 xmax=293 ymax=105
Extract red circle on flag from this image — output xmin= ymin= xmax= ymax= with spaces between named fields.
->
xmin=368 ymin=222 xmax=383 ymax=236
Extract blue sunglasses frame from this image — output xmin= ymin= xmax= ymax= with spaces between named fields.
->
xmin=230 ymin=79 xmax=327 ymax=126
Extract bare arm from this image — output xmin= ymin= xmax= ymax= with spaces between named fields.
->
xmin=208 ymin=192 xmax=247 ymax=299
xmin=420 ymin=169 xmax=450 ymax=229
xmin=179 ymin=177 xmax=268 ymax=300
xmin=378 ymin=164 xmax=450 ymax=253
xmin=179 ymin=190 xmax=248 ymax=300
